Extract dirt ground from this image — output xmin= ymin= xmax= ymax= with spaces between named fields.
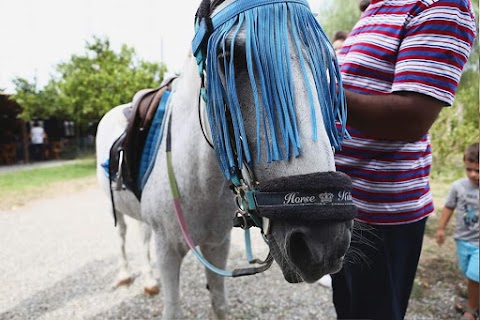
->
xmin=0 ymin=175 xmax=465 ymax=319
xmin=407 ymin=187 xmax=467 ymax=320
xmin=0 ymin=175 xmax=338 ymax=319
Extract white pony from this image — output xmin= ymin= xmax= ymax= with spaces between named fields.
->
xmin=96 ymin=0 xmax=356 ymax=319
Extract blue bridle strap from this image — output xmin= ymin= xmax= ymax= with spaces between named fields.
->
xmin=192 ymin=0 xmax=348 ymax=181
xmin=192 ymin=0 xmax=310 ymax=58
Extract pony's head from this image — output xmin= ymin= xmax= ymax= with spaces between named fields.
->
xmin=193 ymin=0 xmax=355 ymax=283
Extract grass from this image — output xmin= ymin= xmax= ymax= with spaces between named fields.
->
xmin=0 ymin=158 xmax=97 ymax=210
xmin=0 ymin=159 xmax=96 ymax=191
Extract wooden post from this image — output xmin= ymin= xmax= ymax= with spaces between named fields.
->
xmin=20 ymin=119 xmax=30 ymax=163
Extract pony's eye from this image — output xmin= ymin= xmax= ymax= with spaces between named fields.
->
xmin=217 ymin=40 xmax=246 ymax=76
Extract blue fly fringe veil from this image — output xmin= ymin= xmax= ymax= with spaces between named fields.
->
xmin=203 ymin=1 xmax=347 ymax=180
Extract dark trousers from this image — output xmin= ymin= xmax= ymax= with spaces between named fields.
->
xmin=332 ymin=218 xmax=427 ymax=320
xmin=30 ymin=144 xmax=44 ymax=161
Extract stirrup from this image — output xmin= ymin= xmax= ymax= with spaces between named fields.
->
xmin=115 ymin=150 xmax=124 ymax=191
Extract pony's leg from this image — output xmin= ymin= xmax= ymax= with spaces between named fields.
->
xmin=115 ymin=212 xmax=133 ymax=287
xmin=154 ymin=232 xmax=186 ymax=320
xmin=200 ymin=237 xmax=231 ymax=320
xmin=137 ymin=221 xmax=160 ymax=295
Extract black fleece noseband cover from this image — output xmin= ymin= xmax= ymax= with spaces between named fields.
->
xmin=253 ymin=171 xmax=357 ymax=221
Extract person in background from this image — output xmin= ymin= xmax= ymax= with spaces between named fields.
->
xmin=359 ymin=0 xmax=370 ymax=12
xmin=30 ymin=120 xmax=47 ymax=161
xmin=331 ymin=30 xmax=350 ymax=53
xmin=331 ymin=1 xmax=477 ymax=319
xmin=436 ymin=143 xmax=479 ymax=320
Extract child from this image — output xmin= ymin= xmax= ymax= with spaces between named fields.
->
xmin=436 ymin=143 xmax=479 ymax=320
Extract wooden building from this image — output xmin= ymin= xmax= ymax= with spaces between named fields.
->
xmin=0 ymin=93 xmax=29 ymax=164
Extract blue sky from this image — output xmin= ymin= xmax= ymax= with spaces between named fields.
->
xmin=0 ymin=0 xmax=323 ymax=93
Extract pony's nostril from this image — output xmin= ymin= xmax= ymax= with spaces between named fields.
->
xmin=334 ymin=227 xmax=351 ymax=259
xmin=288 ymin=231 xmax=315 ymax=266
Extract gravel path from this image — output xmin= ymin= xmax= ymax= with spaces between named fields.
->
xmin=0 ymin=180 xmax=460 ymax=320
xmin=0 ymin=183 xmax=337 ymax=320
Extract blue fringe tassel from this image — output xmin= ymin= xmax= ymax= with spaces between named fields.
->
xmin=204 ymin=2 xmax=347 ymax=180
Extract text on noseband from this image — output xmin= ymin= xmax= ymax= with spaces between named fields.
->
xmin=255 ymin=190 xmax=353 ymax=207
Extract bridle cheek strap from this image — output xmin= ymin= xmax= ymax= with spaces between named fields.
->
xmin=251 ymin=171 xmax=357 ymax=221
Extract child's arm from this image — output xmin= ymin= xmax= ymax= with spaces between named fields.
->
xmin=435 ymin=206 xmax=455 ymax=245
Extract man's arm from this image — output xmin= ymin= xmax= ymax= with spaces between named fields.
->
xmin=345 ymin=90 xmax=444 ymax=142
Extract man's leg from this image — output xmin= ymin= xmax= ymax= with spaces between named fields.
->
xmin=332 ymin=218 xmax=426 ymax=320
xmin=31 ymin=144 xmax=40 ymax=161
xmin=383 ymin=218 xmax=426 ymax=319
xmin=332 ymin=224 xmax=393 ymax=320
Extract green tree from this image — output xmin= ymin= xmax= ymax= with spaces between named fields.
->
xmin=316 ymin=0 xmax=361 ymax=40
xmin=12 ymin=36 xmax=166 ymax=133
xmin=430 ymin=69 xmax=479 ymax=180
xmin=11 ymin=77 xmax=45 ymax=118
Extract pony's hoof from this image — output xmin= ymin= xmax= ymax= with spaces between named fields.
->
xmin=116 ymin=277 xmax=133 ymax=287
xmin=209 ymin=308 xmax=228 ymax=320
xmin=144 ymin=285 xmax=160 ymax=296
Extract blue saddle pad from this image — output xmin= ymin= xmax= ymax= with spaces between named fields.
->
xmin=138 ymin=90 xmax=172 ymax=191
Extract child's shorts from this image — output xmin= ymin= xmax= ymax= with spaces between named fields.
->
xmin=456 ymin=239 xmax=479 ymax=282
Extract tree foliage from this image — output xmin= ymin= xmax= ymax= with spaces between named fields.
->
xmin=316 ymin=0 xmax=362 ymax=41
xmin=430 ymin=69 xmax=479 ymax=180
xmin=12 ymin=36 xmax=166 ymax=132
xmin=316 ymin=0 xmax=479 ymax=178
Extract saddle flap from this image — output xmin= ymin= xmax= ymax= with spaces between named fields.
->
xmin=110 ymin=77 xmax=177 ymax=200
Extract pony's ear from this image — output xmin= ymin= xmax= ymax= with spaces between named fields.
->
xmin=196 ymin=0 xmax=225 ymax=20
xmin=211 ymin=0 xmax=225 ymax=11
xmin=196 ymin=0 xmax=212 ymax=20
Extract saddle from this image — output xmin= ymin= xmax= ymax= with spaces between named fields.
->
xmin=109 ymin=77 xmax=176 ymax=200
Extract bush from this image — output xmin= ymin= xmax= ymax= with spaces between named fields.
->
xmin=430 ymin=71 xmax=479 ymax=181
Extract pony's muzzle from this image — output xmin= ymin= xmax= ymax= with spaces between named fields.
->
xmin=286 ymin=231 xmax=324 ymax=282
xmin=285 ymin=223 xmax=348 ymax=283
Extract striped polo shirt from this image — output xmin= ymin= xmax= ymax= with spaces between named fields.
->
xmin=335 ymin=0 xmax=476 ymax=225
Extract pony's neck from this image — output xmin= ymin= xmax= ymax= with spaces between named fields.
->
xmin=167 ymin=53 xmax=218 ymax=169
xmin=175 ymin=54 xmax=202 ymax=108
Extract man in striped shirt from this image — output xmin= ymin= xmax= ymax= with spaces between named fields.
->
xmin=331 ymin=0 xmax=477 ymax=319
